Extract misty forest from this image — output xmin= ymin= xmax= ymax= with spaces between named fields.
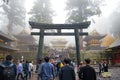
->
xmin=0 ymin=0 xmax=120 ymax=37
xmin=0 ymin=0 xmax=119 ymax=38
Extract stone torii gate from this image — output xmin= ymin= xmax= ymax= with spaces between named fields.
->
xmin=29 ymin=21 xmax=90 ymax=66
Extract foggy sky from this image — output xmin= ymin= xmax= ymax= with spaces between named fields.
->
xmin=1 ymin=0 xmax=120 ymax=45
xmin=0 ymin=5 xmax=8 ymax=33
xmin=45 ymin=0 xmax=120 ymax=45
xmin=0 ymin=1 xmax=24 ymax=34
xmin=89 ymin=0 xmax=120 ymax=39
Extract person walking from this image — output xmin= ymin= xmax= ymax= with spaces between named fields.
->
xmin=59 ymin=58 xmax=76 ymax=80
xmin=39 ymin=56 xmax=54 ymax=80
xmin=98 ymin=60 xmax=104 ymax=75
xmin=103 ymin=61 xmax=108 ymax=72
xmin=77 ymin=61 xmax=83 ymax=75
xmin=28 ymin=61 xmax=33 ymax=79
xmin=78 ymin=58 xmax=96 ymax=80
xmin=0 ymin=54 xmax=17 ymax=80
xmin=16 ymin=60 xmax=24 ymax=80
xmin=23 ymin=60 xmax=29 ymax=80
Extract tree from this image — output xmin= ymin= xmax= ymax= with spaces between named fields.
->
xmin=65 ymin=0 xmax=103 ymax=23
xmin=0 ymin=0 xmax=9 ymax=32
xmin=3 ymin=0 xmax=9 ymax=4
xmin=29 ymin=0 xmax=53 ymax=23
xmin=65 ymin=0 xmax=103 ymax=49
xmin=2 ymin=0 xmax=26 ymax=34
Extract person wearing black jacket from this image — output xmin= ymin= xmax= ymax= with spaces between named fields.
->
xmin=59 ymin=58 xmax=76 ymax=80
xmin=103 ymin=61 xmax=108 ymax=72
xmin=0 ymin=55 xmax=17 ymax=80
xmin=78 ymin=58 xmax=96 ymax=80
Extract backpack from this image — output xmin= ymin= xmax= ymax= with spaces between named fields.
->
xmin=60 ymin=62 xmax=64 ymax=68
xmin=0 ymin=63 xmax=15 ymax=80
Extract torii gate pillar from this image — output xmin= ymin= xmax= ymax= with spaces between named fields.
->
xmin=75 ymin=28 xmax=81 ymax=65
xmin=37 ymin=29 xmax=44 ymax=61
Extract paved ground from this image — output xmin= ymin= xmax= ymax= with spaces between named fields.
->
xmin=30 ymin=73 xmax=38 ymax=80
xmin=30 ymin=66 xmax=120 ymax=80
xmin=97 ymin=67 xmax=120 ymax=80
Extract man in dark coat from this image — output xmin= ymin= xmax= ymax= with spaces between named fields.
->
xmin=0 ymin=54 xmax=17 ymax=80
xmin=78 ymin=58 xmax=96 ymax=80
xmin=103 ymin=61 xmax=108 ymax=72
xmin=59 ymin=58 xmax=76 ymax=80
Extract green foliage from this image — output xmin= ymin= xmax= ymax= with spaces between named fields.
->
xmin=11 ymin=51 xmax=37 ymax=63
xmin=65 ymin=0 xmax=103 ymax=23
xmin=0 ymin=54 xmax=5 ymax=59
xmin=29 ymin=0 xmax=54 ymax=23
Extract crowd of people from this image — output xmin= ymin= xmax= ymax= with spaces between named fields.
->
xmin=0 ymin=54 xmax=34 ymax=80
xmin=98 ymin=60 xmax=109 ymax=75
xmin=37 ymin=56 xmax=97 ymax=80
xmin=37 ymin=56 xmax=76 ymax=80
xmin=0 ymin=54 xmax=110 ymax=80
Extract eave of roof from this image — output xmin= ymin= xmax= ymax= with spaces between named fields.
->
xmin=0 ymin=31 xmax=16 ymax=42
xmin=14 ymin=35 xmax=37 ymax=45
xmin=109 ymin=40 xmax=120 ymax=48
xmin=0 ymin=43 xmax=18 ymax=51
xmin=83 ymin=35 xmax=106 ymax=42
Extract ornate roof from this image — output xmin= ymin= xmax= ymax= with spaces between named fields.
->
xmin=19 ymin=29 xmax=30 ymax=36
xmin=83 ymin=29 xmax=106 ymax=42
xmin=109 ymin=40 xmax=120 ymax=48
xmin=101 ymin=34 xmax=115 ymax=47
xmin=83 ymin=35 xmax=106 ymax=42
xmin=89 ymin=29 xmax=101 ymax=36
xmin=0 ymin=43 xmax=18 ymax=51
xmin=51 ymin=38 xmax=68 ymax=44
xmin=0 ymin=31 xmax=16 ymax=42
xmin=14 ymin=30 xmax=37 ymax=45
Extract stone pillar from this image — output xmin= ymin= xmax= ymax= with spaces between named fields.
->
xmin=75 ymin=28 xmax=81 ymax=66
